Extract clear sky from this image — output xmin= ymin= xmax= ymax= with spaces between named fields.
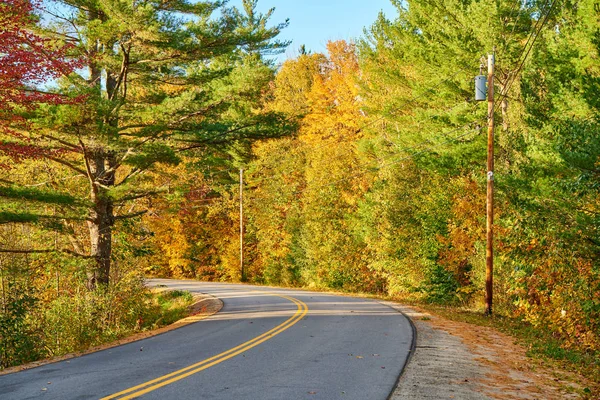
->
xmin=228 ymin=0 xmax=399 ymax=62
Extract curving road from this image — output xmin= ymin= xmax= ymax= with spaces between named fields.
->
xmin=0 ymin=279 xmax=414 ymax=400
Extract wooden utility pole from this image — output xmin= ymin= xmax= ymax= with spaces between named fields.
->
xmin=485 ymin=53 xmax=495 ymax=315
xmin=239 ymin=168 xmax=245 ymax=282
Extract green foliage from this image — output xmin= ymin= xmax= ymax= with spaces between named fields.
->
xmin=421 ymin=264 xmax=460 ymax=304
xmin=156 ymin=289 xmax=193 ymax=304
xmin=151 ymin=289 xmax=195 ymax=326
xmin=0 ymin=284 xmax=44 ymax=368
xmin=124 ymin=144 xmax=181 ymax=170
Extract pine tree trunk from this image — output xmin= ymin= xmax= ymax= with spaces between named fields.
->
xmin=86 ymin=150 xmax=116 ymax=289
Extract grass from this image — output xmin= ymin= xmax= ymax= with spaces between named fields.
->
xmin=0 ymin=287 xmax=197 ymax=372
xmin=149 ymin=289 xmax=195 ymax=327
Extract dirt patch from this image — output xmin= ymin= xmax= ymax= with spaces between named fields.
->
xmin=387 ymin=302 xmax=593 ymax=399
xmin=421 ymin=311 xmax=590 ymax=399
xmin=0 ymin=292 xmax=223 ymax=376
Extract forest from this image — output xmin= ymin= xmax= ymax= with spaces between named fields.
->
xmin=1 ymin=0 xmax=599 ymax=374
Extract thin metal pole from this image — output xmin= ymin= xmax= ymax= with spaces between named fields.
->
xmin=485 ymin=53 xmax=495 ymax=315
xmin=239 ymin=168 xmax=244 ymax=282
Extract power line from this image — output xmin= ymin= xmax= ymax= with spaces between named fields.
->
xmin=497 ymin=0 xmax=534 ymax=60
xmin=507 ymin=0 xmax=556 ymax=90
xmin=494 ymin=0 xmax=556 ymax=115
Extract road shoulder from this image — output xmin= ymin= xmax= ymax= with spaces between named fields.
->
xmin=384 ymin=302 xmax=587 ymax=399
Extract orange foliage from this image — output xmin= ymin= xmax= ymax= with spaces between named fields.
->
xmin=437 ymin=177 xmax=485 ymax=286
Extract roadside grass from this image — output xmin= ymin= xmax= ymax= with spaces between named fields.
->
xmin=147 ymin=288 xmax=195 ymax=328
xmin=0 ymin=287 xmax=197 ymax=372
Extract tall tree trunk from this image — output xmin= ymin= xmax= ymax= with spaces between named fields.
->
xmin=85 ymin=7 xmax=117 ymax=289
xmin=86 ymin=149 xmax=116 ymax=289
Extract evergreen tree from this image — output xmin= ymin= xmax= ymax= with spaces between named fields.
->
xmin=0 ymin=0 xmax=291 ymax=288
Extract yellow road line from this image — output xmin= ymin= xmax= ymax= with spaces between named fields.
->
xmin=101 ymin=293 xmax=308 ymax=400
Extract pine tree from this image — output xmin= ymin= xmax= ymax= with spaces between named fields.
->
xmin=1 ymin=0 xmax=291 ymax=288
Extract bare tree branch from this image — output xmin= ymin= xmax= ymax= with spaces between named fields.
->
xmin=41 ymin=134 xmax=82 ymax=151
xmin=116 ymin=191 xmax=163 ymax=203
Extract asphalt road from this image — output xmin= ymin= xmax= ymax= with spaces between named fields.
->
xmin=0 ymin=279 xmax=414 ymax=400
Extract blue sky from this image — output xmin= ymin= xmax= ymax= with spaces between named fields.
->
xmin=228 ymin=0 xmax=399 ymax=62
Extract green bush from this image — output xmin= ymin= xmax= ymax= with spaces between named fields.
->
xmin=0 ymin=287 xmax=45 ymax=368
xmin=149 ymin=289 xmax=195 ymax=326
xmin=421 ymin=264 xmax=460 ymax=304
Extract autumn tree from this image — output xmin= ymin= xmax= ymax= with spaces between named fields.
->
xmin=244 ymin=41 xmax=385 ymax=291
xmin=0 ymin=0 xmax=79 ymax=160
xmin=0 ymin=0 xmax=82 ymax=361
xmin=244 ymin=51 xmax=323 ymax=284
xmin=296 ymin=41 xmax=374 ymax=290
xmin=502 ymin=1 xmax=600 ymax=351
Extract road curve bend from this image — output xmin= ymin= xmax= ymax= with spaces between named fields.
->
xmin=0 ymin=279 xmax=413 ymax=400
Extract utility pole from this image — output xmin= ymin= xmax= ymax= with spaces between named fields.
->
xmin=239 ymin=168 xmax=245 ymax=282
xmin=485 ymin=52 xmax=495 ymax=316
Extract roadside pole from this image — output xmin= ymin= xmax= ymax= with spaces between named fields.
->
xmin=240 ymin=168 xmax=245 ymax=282
xmin=485 ymin=53 xmax=495 ymax=315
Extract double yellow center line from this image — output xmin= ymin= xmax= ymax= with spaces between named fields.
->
xmin=102 ymin=293 xmax=308 ymax=400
